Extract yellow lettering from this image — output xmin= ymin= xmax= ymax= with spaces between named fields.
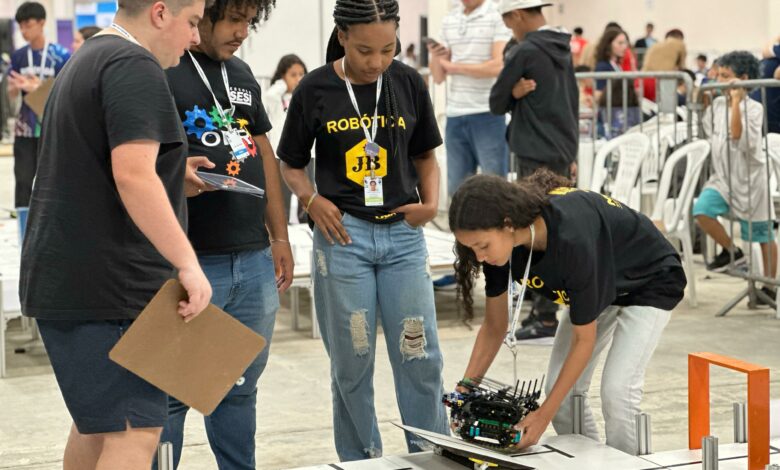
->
xmin=398 ymin=116 xmax=406 ymax=129
xmin=337 ymin=119 xmax=349 ymax=131
xmin=548 ymin=187 xmax=579 ymax=196
xmin=327 ymin=121 xmax=338 ymax=134
xmin=601 ymin=194 xmax=622 ymax=208
xmin=361 ymin=115 xmax=373 ymax=128
xmin=552 ymin=290 xmax=570 ymax=305
xmin=349 ymin=117 xmax=360 ymax=130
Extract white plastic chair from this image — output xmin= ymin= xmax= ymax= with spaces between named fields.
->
xmin=651 ymin=140 xmax=711 ymax=307
xmin=590 ymin=133 xmax=651 ymax=210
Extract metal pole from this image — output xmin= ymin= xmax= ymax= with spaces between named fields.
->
xmin=765 ymin=465 xmax=780 ymax=469
xmin=635 ymin=413 xmax=652 ymax=455
xmin=733 ymin=402 xmax=747 ymax=443
xmin=606 ymin=78 xmax=613 ymax=139
xmin=572 ymin=394 xmax=584 ymax=435
xmin=702 ymin=435 xmax=719 ymax=470
xmin=158 ymin=442 xmax=173 ymax=470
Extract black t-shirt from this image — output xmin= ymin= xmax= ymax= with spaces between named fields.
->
xmin=166 ymin=51 xmax=272 ymax=253
xmin=277 ymin=60 xmax=441 ymax=223
xmin=483 ymin=188 xmax=686 ymax=325
xmin=20 ymin=35 xmax=187 ymax=321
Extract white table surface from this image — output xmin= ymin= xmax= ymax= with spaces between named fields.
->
xmin=290 ymin=434 xmax=659 ymax=470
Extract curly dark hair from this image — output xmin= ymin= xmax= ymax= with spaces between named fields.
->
xmin=449 ymin=169 xmax=573 ymax=320
xmin=718 ymin=50 xmax=759 ymax=80
xmin=205 ymin=0 xmax=276 ymax=30
xmin=595 ymin=27 xmax=626 ymax=63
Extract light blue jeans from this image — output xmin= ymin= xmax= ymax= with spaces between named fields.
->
xmin=313 ymin=213 xmax=449 ymax=461
xmin=157 ymin=248 xmax=279 ymax=470
xmin=445 ymin=112 xmax=509 ymax=196
xmin=546 ymin=305 xmax=671 ymax=455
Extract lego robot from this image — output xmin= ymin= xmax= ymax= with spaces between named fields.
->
xmin=443 ymin=377 xmax=543 ymax=449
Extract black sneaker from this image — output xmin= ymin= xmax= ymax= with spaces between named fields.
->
xmin=515 ymin=319 xmax=558 ymax=341
xmin=755 ymin=286 xmax=777 ymax=306
xmin=707 ymin=247 xmax=746 ymax=273
xmin=520 ymin=311 xmax=537 ymax=328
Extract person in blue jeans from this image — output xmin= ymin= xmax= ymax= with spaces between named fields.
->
xmin=278 ymin=0 xmax=449 ymax=461
xmin=159 ymin=0 xmax=293 ymax=468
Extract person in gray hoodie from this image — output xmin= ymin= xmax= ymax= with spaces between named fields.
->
xmin=490 ymin=0 xmax=579 ymax=340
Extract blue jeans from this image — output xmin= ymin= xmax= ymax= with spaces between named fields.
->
xmin=157 ymin=248 xmax=279 ymax=470
xmin=445 ymin=112 xmax=509 ymax=196
xmin=313 ymin=214 xmax=449 ymax=461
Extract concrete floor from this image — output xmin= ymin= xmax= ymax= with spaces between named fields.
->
xmin=1 ymin=155 xmax=779 ymax=469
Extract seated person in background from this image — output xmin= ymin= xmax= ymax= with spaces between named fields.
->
xmin=693 ymin=50 xmax=777 ymax=303
xmin=754 ymin=40 xmax=780 ymax=133
xmin=597 ymin=78 xmax=641 ymax=139
xmin=575 ymin=64 xmax=593 ymax=109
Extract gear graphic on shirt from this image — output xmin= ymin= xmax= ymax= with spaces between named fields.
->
xmin=209 ymin=105 xmax=235 ymax=129
xmin=226 ymin=160 xmax=241 ymax=176
xmin=183 ymin=106 xmax=216 ymax=139
xmin=243 ymin=136 xmax=258 ymax=158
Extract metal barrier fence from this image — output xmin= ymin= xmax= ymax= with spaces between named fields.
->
xmin=574 ymin=71 xmax=695 ymax=207
xmin=695 ymin=79 xmax=780 ymax=317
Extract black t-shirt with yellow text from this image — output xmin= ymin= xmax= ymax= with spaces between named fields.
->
xmin=277 ymin=60 xmax=441 ymax=223
xmin=483 ymin=188 xmax=686 ymax=325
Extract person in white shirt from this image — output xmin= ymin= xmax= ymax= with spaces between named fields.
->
xmin=429 ymin=0 xmax=511 ymax=288
xmin=265 ymin=54 xmax=308 ymax=223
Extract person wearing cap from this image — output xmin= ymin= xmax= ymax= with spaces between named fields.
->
xmin=489 ymin=0 xmax=579 ymax=341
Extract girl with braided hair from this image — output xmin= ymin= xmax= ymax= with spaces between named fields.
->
xmin=278 ymin=0 xmax=448 ymax=461
xmin=450 ymin=170 xmax=685 ymax=454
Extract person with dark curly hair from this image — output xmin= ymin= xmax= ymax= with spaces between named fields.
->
xmin=449 ymin=170 xmax=685 ymax=453
xmin=278 ymin=0 xmax=448 ymax=461
xmin=693 ymin=51 xmax=777 ymax=294
xmin=593 ymin=27 xmax=628 ymax=99
xmin=157 ymin=0 xmax=288 ymax=469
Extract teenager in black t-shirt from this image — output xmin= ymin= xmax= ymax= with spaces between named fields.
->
xmin=278 ymin=0 xmax=448 ymax=461
xmin=159 ymin=1 xmax=289 ymax=468
xmin=19 ymin=1 xmax=211 ymax=468
xmin=449 ymin=170 xmax=686 ymax=455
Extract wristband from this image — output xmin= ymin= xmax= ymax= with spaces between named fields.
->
xmin=305 ymin=192 xmax=318 ymax=212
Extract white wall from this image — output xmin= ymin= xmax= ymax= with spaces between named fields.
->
xmin=398 ymin=0 xmax=428 ymax=61
xmin=238 ymin=0 xmax=336 ymax=80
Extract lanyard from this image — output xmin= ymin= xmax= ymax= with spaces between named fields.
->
xmin=188 ymin=50 xmax=235 ymax=131
xmin=341 ymin=58 xmax=382 ymax=150
xmin=504 ymin=223 xmax=535 ymax=384
xmin=26 ymin=41 xmax=49 ymax=81
xmin=110 ymin=23 xmax=141 ymax=46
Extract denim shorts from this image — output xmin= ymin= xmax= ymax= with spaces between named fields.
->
xmin=693 ymin=187 xmax=775 ymax=243
xmin=38 ymin=319 xmax=168 ymax=434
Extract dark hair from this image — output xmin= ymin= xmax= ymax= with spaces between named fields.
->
xmin=718 ymin=50 xmax=759 ymax=80
xmin=697 ymin=54 xmax=707 ymax=62
xmin=665 ymin=29 xmax=684 ymax=40
xmin=595 ymin=27 xmax=626 ymax=63
xmin=205 ymin=0 xmax=275 ymax=30
xmin=574 ymin=27 xmax=583 ymax=35
xmin=15 ymin=2 xmax=46 ymax=22
xmin=78 ymin=26 xmax=102 ymax=41
xmin=449 ymin=170 xmax=572 ymax=320
xmin=270 ymin=54 xmax=307 ymax=85
xmin=597 ymin=78 xmax=639 ymax=107
xmin=605 ymin=21 xmax=621 ymax=30
xmin=326 ymin=0 xmax=402 ymax=159
xmin=574 ymin=64 xmax=592 ymax=73
xmin=646 ymin=22 xmax=654 ymax=28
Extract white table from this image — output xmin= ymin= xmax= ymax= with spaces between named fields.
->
xmin=287 ymin=225 xmax=456 ymax=339
xmin=290 ymin=434 xmax=661 ymax=470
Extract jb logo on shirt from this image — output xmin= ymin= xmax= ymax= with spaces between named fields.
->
xmin=346 ymin=139 xmax=387 ymax=186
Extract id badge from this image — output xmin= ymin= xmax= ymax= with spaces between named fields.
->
xmin=365 ymin=141 xmax=380 ymax=158
xmin=364 ymin=176 xmax=384 ymax=207
xmin=226 ymin=130 xmax=250 ymax=162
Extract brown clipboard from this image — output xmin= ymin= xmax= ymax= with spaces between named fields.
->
xmin=23 ymin=77 xmax=55 ymax=118
xmin=109 ymin=279 xmax=267 ymax=416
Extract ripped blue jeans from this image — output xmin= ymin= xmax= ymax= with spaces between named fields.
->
xmin=312 ymin=213 xmax=449 ymax=461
